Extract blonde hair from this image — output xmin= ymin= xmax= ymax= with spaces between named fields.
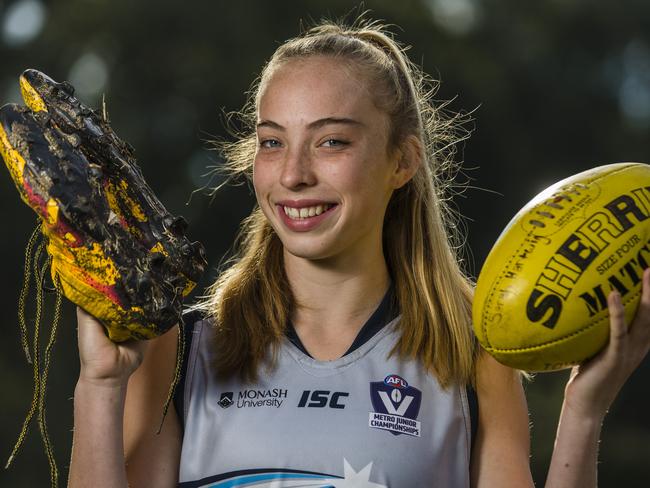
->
xmin=191 ymin=19 xmax=478 ymax=387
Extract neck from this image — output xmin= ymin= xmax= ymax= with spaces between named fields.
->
xmin=284 ymin=244 xmax=390 ymax=333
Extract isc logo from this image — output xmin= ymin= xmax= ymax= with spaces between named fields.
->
xmin=297 ymin=390 xmax=349 ymax=409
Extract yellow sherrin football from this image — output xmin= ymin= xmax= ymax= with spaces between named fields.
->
xmin=473 ymin=162 xmax=650 ymax=371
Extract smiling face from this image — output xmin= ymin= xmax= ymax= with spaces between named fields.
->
xmin=253 ymin=56 xmax=413 ymax=264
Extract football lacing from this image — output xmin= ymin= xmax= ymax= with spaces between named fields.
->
xmin=528 ymin=183 xmax=589 ymax=228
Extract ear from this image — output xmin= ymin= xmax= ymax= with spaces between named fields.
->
xmin=391 ymin=134 xmax=423 ymax=189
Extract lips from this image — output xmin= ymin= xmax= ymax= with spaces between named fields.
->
xmin=275 ymin=201 xmax=338 ymax=232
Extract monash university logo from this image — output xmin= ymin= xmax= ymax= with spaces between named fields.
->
xmin=218 ymin=392 xmax=234 ymax=408
xmin=369 ymin=374 xmax=421 ymax=437
xmin=237 ymin=388 xmax=288 ymax=408
xmin=218 ymin=389 xmax=288 ymax=409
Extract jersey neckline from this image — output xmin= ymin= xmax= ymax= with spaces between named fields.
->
xmin=284 ymin=284 xmax=401 ymax=372
xmin=285 ymin=283 xmax=399 ymax=358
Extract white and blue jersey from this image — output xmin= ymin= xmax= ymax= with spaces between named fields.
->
xmin=175 ymin=288 xmax=477 ymax=487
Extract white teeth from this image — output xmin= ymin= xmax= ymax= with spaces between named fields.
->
xmin=283 ymin=204 xmax=333 ymax=220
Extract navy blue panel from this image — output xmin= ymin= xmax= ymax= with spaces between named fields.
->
xmin=174 ymin=309 xmax=204 ymax=430
xmin=467 ymin=384 xmax=479 ymax=452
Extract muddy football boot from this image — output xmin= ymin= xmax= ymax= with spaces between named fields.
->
xmin=0 ymin=69 xmax=207 ymax=341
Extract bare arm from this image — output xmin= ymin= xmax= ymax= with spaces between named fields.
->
xmin=543 ymin=397 xmax=602 ymax=487
xmin=471 ymin=268 xmax=650 ymax=487
xmin=69 ymin=376 xmax=131 ymax=487
xmin=124 ymin=320 xmax=182 ymax=486
xmin=470 ymin=354 xmax=535 ymax=487
xmin=68 ymin=308 xmax=181 ymax=488
xmin=544 ymin=268 xmax=650 ymax=487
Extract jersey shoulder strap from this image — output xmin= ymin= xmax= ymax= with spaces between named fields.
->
xmin=174 ymin=309 xmax=205 ymax=426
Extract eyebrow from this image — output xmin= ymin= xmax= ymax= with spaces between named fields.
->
xmin=256 ymin=117 xmax=364 ymax=131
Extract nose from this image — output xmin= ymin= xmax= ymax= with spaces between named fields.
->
xmin=280 ymin=144 xmax=316 ymax=189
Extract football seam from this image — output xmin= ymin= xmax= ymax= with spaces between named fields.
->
xmin=481 ymin=229 xmax=541 ymax=349
xmin=480 ymin=163 xmax=640 ymax=351
xmin=484 ymin=286 xmax=642 ymax=353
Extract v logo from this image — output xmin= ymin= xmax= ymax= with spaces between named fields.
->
xmin=378 ymin=391 xmax=413 ymax=416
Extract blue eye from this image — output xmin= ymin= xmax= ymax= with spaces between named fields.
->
xmin=322 ymin=139 xmax=348 ymax=147
xmin=260 ymin=139 xmax=281 ymax=149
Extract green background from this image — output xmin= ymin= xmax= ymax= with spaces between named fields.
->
xmin=0 ymin=0 xmax=649 ymax=485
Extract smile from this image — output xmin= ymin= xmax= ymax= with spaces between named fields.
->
xmin=283 ymin=203 xmax=334 ymax=220
xmin=276 ymin=202 xmax=338 ymax=232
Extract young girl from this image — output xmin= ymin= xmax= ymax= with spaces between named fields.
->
xmin=68 ymin=21 xmax=650 ymax=487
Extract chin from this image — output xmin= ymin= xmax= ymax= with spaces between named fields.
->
xmin=282 ymin=241 xmax=335 ymax=261
xmin=269 ymin=219 xmax=339 ymax=261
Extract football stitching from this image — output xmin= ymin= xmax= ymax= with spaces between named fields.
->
xmin=486 ymin=278 xmax=642 ymax=353
xmin=481 ymin=234 xmax=536 ymax=349
xmin=480 ymin=164 xmax=642 ymax=353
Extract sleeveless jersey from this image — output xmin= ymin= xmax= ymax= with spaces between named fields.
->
xmin=177 ymin=313 xmax=473 ymax=487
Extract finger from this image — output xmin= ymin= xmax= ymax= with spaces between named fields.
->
xmin=635 ymin=268 xmax=650 ymax=327
xmin=607 ymin=290 xmax=627 ymax=352
xmin=76 ymin=306 xmax=107 ymax=341
xmin=623 ymin=267 xmax=650 ymax=341
xmin=76 ymin=305 xmax=103 ymax=326
xmin=631 ymin=268 xmax=650 ymax=347
xmin=568 ymin=364 xmax=580 ymax=382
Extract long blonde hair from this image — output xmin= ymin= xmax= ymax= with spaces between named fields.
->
xmin=191 ymin=19 xmax=478 ymax=387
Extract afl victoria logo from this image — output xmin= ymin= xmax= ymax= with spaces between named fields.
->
xmin=369 ymin=374 xmax=422 ymax=437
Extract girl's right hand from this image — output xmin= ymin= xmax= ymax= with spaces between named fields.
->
xmin=76 ymin=306 xmax=148 ymax=386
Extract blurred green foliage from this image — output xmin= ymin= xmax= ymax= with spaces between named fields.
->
xmin=0 ymin=0 xmax=648 ymax=485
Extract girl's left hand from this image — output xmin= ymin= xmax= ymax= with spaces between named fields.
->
xmin=563 ymin=267 xmax=650 ymax=420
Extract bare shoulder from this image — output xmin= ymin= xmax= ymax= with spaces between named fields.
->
xmin=124 ymin=325 xmax=183 ymax=487
xmin=475 ymin=349 xmax=523 ymax=392
xmin=470 ymin=351 xmax=534 ymax=488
